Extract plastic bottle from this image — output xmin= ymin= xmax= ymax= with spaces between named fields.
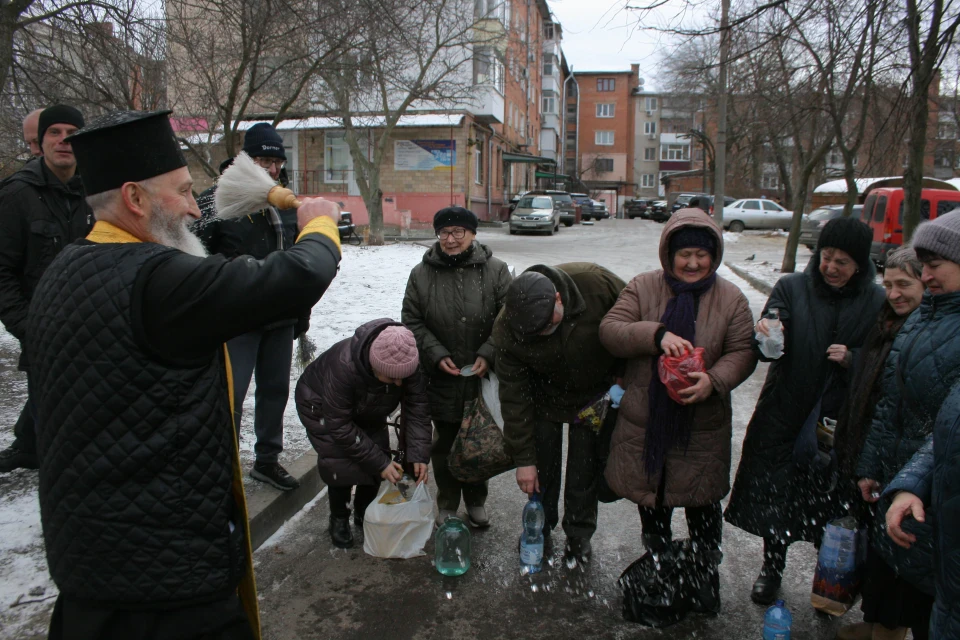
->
xmin=435 ymin=516 xmax=471 ymax=576
xmin=762 ymin=599 xmax=793 ymax=640
xmin=758 ymin=309 xmax=785 ymax=359
xmin=520 ymin=492 xmax=545 ymax=575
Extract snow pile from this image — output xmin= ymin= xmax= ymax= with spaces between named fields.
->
xmin=722 ymin=232 xmax=740 ymax=243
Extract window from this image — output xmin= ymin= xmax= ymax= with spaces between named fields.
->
xmin=641 ymin=173 xmax=655 ymax=188
xmin=660 ymin=144 xmax=689 ymax=160
xmin=324 ymin=132 xmax=351 ymax=183
xmin=543 ymin=54 xmax=554 ymax=77
xmin=474 ymin=138 xmax=484 ymax=184
xmin=596 ymin=158 xmax=614 ymax=172
xmin=544 ymin=22 xmax=555 ymax=40
xmin=645 ymin=97 xmax=658 ymax=111
xmin=644 ymin=121 xmax=657 ymax=135
xmin=937 ymin=200 xmax=959 ymax=217
xmin=542 ymin=96 xmax=556 ymax=115
xmin=597 ymin=78 xmax=615 ymax=92
xmin=743 ymin=200 xmax=761 ymax=210
xmin=761 ymin=174 xmax=779 ymax=189
xmin=596 ymin=103 xmax=615 ymax=118
xmin=827 ymin=150 xmax=842 ymax=165
xmin=762 ymin=200 xmax=782 ymax=211
xmin=474 ymin=0 xmax=505 ymax=22
xmin=874 ymin=196 xmax=887 ymax=222
xmin=595 ymin=131 xmax=614 ymax=145
xmin=566 ymin=131 xmax=576 ymax=141
xmin=473 ymin=49 xmax=504 ymax=94
xmin=567 ymin=104 xmax=577 ymax=114
xmin=644 ymin=147 xmax=656 ymax=161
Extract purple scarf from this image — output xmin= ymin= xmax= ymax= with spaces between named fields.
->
xmin=644 ymin=272 xmax=717 ymax=480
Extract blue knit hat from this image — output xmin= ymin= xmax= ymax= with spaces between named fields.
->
xmin=242 ymin=123 xmax=285 ymax=160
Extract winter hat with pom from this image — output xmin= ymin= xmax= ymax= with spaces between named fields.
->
xmin=369 ymin=326 xmax=419 ymax=379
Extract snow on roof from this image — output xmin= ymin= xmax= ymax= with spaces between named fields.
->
xmin=232 ymin=113 xmax=464 ymax=131
xmin=813 ymin=177 xmax=902 ymax=194
xmin=947 ymin=178 xmax=960 ymax=190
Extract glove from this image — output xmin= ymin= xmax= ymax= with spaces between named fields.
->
xmin=608 ymin=384 xmax=625 ymax=409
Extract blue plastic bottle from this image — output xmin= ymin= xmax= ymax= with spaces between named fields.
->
xmin=762 ymin=599 xmax=792 ymax=640
xmin=519 ymin=492 xmax=545 ymax=575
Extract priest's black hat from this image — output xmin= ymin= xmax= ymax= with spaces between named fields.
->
xmin=66 ymin=110 xmax=188 ymax=196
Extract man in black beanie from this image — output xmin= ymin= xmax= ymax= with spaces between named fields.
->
xmin=196 ymin=122 xmax=303 ymax=491
xmin=0 ymin=104 xmax=93 ymax=474
xmin=492 ymin=263 xmax=626 ymax=564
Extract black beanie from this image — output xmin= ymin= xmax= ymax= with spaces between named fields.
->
xmin=669 ymin=226 xmax=717 ymax=260
xmin=433 ymin=206 xmax=478 ymax=233
xmin=242 ymin=123 xmax=286 ymax=160
xmin=816 ymin=216 xmax=873 ymax=269
xmin=38 ymin=105 xmax=84 ymax=145
xmin=505 ymin=271 xmax=557 ymax=337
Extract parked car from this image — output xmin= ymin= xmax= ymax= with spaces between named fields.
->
xmin=799 ymin=205 xmax=861 ymax=250
xmin=649 ymin=200 xmax=670 ymax=222
xmin=520 ymin=189 xmax=577 ymax=226
xmin=510 ymin=194 xmax=561 ymax=235
xmin=860 ymin=187 xmax=960 ymax=266
xmin=624 ymin=199 xmax=650 ymax=219
xmin=570 ymin=193 xmax=594 ymax=218
xmin=689 ymin=194 xmax=736 ymax=215
xmin=722 ymin=198 xmax=793 ymax=232
xmin=508 ymin=192 xmax=528 ymax=213
xmin=671 ymin=192 xmax=707 ymax=213
xmin=589 ymin=200 xmax=610 ymax=220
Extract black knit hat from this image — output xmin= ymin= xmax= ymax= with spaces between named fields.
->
xmin=242 ymin=123 xmax=286 ymax=160
xmin=434 ymin=206 xmax=478 ymax=233
xmin=816 ymin=216 xmax=873 ymax=269
xmin=505 ymin=271 xmax=557 ymax=337
xmin=66 ymin=110 xmax=187 ymax=196
xmin=669 ymin=226 xmax=717 ymax=260
xmin=38 ymin=105 xmax=84 ymax=145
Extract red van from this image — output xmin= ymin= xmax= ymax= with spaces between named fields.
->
xmin=860 ymin=187 xmax=960 ymax=266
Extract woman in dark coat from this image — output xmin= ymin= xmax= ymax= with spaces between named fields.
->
xmin=832 ymin=246 xmax=928 ymax=640
xmin=296 ymin=319 xmax=432 ymax=549
xmin=401 ymin=207 xmax=512 ymax=528
xmin=725 ymin=217 xmax=885 ymax=605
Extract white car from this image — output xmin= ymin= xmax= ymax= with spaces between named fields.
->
xmin=722 ymin=199 xmax=793 ymax=232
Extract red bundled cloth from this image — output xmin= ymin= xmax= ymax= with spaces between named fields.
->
xmin=657 ymin=348 xmax=706 ymax=404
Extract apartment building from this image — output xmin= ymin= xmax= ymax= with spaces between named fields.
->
xmin=571 ymin=65 xmax=639 ymax=211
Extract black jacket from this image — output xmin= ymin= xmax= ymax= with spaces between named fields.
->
xmin=295 ymin=319 xmax=432 ymax=487
xmin=887 ymin=384 xmax=960 ymax=638
xmin=196 ymin=186 xmax=304 ymax=333
xmin=0 ymin=158 xmax=93 ymax=366
xmin=725 ymin=257 xmax=885 ymax=543
xmin=26 ymin=219 xmax=341 ymax=608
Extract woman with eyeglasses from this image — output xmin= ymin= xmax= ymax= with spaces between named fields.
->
xmin=401 ymin=206 xmax=512 ymax=527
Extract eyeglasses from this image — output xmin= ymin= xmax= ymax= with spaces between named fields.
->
xmin=437 ymin=227 xmax=468 ymax=240
xmin=254 ymin=157 xmax=286 ymax=170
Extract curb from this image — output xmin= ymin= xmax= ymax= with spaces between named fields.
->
xmin=724 ymin=261 xmax=773 ymax=296
xmin=247 ymin=450 xmax=324 ymax=550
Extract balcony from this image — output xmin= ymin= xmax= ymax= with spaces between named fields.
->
xmin=542 ymin=73 xmax=561 ymax=95
xmin=467 ymin=84 xmax=505 ymax=125
xmin=473 ymin=19 xmax=508 ymax=55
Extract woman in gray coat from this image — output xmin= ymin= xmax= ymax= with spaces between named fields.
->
xmin=401 ymin=207 xmax=512 ymax=527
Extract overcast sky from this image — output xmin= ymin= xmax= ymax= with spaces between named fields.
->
xmin=547 ymin=0 xmax=713 ymax=90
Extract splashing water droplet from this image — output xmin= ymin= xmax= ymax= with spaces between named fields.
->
xmin=531 ymin=584 xmax=539 ymax=593
xmin=565 ymin=556 xmax=577 ymax=569
xmin=587 ymin=590 xmax=594 ymax=598
xmin=446 ymin=592 xmax=452 ymax=600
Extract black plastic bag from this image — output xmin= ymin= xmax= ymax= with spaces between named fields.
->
xmin=618 ymin=539 xmax=696 ymax=628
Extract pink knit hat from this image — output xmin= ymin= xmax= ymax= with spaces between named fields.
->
xmin=369 ymin=326 xmax=419 ymax=379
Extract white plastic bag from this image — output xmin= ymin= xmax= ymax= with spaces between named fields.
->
xmin=362 ymin=480 xmax=434 ymax=559
xmin=481 ymin=372 xmax=504 ymax=431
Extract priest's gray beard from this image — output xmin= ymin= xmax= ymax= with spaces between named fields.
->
xmin=149 ymin=205 xmax=208 ymax=257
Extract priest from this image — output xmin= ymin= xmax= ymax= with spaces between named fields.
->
xmin=25 ymin=110 xmax=342 ymax=640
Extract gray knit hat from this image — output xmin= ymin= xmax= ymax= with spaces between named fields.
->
xmin=913 ymin=211 xmax=960 ymax=265
xmin=505 ymin=271 xmax=557 ymax=337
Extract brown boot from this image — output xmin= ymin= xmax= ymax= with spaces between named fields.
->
xmin=872 ymin=626 xmax=907 ymax=640
xmin=836 ymin=622 xmax=873 ymax=640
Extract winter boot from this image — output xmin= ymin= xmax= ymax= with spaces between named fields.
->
xmin=690 ymin=548 xmax=722 ymax=615
xmin=564 ymin=537 xmax=592 ymax=565
xmin=466 ymin=505 xmax=490 ymax=528
xmin=752 ymin=538 xmax=786 ymax=605
xmin=329 ymin=515 xmax=354 ymax=549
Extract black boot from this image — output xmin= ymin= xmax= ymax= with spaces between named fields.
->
xmin=329 ymin=515 xmax=354 ymax=549
xmin=751 ymin=538 xmax=786 ymax=605
xmin=690 ymin=550 xmax=722 ymax=615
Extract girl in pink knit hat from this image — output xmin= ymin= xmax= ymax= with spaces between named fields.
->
xmin=296 ymin=319 xmax=432 ymax=549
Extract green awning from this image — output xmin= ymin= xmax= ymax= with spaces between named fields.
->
xmin=503 ymin=152 xmax=556 ymax=165
xmin=535 ymin=170 xmax=567 ymax=179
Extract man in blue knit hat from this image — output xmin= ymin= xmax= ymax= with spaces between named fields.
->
xmin=196 ymin=122 xmax=303 ymax=491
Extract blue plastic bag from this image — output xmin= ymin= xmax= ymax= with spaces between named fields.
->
xmin=811 ymin=516 xmax=867 ymax=616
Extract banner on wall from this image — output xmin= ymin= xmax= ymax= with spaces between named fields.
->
xmin=394 ymin=139 xmax=456 ymax=171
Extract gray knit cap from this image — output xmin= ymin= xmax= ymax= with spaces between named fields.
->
xmin=913 ymin=210 xmax=960 ymax=265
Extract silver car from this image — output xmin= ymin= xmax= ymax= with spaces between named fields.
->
xmin=722 ymin=199 xmax=793 ymax=232
xmin=510 ymin=195 xmax=560 ymax=236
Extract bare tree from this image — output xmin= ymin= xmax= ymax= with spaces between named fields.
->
xmin=312 ymin=0 xmax=491 ymax=245
xmin=902 ymin=0 xmax=960 ymax=241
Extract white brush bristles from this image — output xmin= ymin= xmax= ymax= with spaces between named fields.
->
xmin=214 ymin=151 xmax=278 ymax=219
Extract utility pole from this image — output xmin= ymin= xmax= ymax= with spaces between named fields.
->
xmin=713 ymin=0 xmax=730 ymax=225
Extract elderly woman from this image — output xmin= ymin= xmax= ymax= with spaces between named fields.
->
xmin=852 ymin=213 xmax=960 ymax=640
xmin=830 ymin=246 xmax=927 ymax=640
xmin=599 ymin=209 xmax=757 ymax=612
xmin=725 ymin=217 xmax=885 ymax=606
xmin=401 ymin=207 xmax=512 ymax=527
